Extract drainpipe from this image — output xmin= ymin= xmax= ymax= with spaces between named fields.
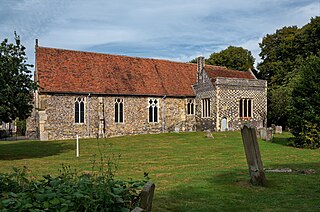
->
xmin=87 ymin=93 xmax=91 ymax=137
xmin=162 ymin=95 xmax=166 ymax=133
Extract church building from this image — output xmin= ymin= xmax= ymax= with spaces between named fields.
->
xmin=27 ymin=45 xmax=267 ymax=140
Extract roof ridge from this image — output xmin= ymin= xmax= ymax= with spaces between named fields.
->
xmin=204 ymin=64 xmax=228 ymax=69
xmin=205 ymin=64 xmax=252 ymax=73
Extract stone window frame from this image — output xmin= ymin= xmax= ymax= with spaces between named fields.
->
xmin=202 ymin=98 xmax=211 ymax=118
xmin=239 ymin=98 xmax=253 ymax=119
xmin=114 ymin=98 xmax=124 ymax=123
xmin=74 ymin=97 xmax=85 ymax=124
xmin=186 ymin=99 xmax=195 ymax=115
xmin=148 ymin=98 xmax=159 ymax=123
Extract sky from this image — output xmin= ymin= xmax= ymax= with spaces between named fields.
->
xmin=0 ymin=0 xmax=319 ymax=71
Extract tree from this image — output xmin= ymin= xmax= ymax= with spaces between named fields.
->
xmin=288 ymin=56 xmax=320 ymax=148
xmin=0 ymin=32 xmax=37 ymax=123
xmin=295 ymin=17 xmax=320 ymax=57
xmin=207 ymin=46 xmax=255 ymax=72
xmin=257 ymin=26 xmax=299 ymax=85
xmin=257 ymin=16 xmax=320 ymax=127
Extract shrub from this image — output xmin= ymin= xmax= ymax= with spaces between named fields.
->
xmin=0 ymin=164 xmax=149 ymax=211
xmin=288 ymin=56 xmax=320 ymax=148
xmin=15 ymin=119 xmax=26 ymax=136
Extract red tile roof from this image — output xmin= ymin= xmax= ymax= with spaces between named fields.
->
xmin=205 ymin=65 xmax=256 ymax=80
xmin=36 ymin=47 xmax=256 ymax=96
xmin=36 ymin=47 xmax=198 ymax=97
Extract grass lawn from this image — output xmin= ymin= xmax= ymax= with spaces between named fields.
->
xmin=0 ymin=131 xmax=320 ymax=211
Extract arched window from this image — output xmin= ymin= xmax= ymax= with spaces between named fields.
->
xmin=148 ymin=98 xmax=158 ymax=122
xmin=115 ymin=98 xmax=124 ymax=123
xmin=187 ymin=99 xmax=195 ymax=115
xmin=75 ymin=97 xmax=85 ymax=123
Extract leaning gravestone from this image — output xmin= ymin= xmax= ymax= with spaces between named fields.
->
xmin=241 ymin=125 xmax=267 ymax=186
xmin=131 ymin=182 xmax=155 ymax=212
xmin=205 ymin=129 xmax=214 ymax=139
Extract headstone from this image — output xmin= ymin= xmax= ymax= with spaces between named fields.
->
xmin=131 ymin=207 xmax=144 ymax=212
xmin=275 ymin=126 xmax=282 ymax=134
xmin=258 ymin=128 xmax=273 ymax=141
xmin=259 ymin=128 xmax=267 ymax=140
xmin=241 ymin=125 xmax=267 ymax=186
xmin=266 ymin=127 xmax=273 ymax=141
xmin=139 ymin=182 xmax=155 ymax=212
xmin=204 ymin=130 xmax=214 ymax=139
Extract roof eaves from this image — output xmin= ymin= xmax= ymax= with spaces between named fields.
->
xmin=39 ymin=91 xmax=196 ymax=98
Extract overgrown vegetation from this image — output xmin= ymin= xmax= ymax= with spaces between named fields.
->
xmin=0 ymin=145 xmax=149 ymax=211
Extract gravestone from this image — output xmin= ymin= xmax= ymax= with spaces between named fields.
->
xmin=266 ymin=127 xmax=273 ymax=141
xmin=241 ymin=125 xmax=267 ymax=186
xmin=139 ymin=182 xmax=155 ymax=212
xmin=259 ymin=128 xmax=266 ymax=140
xmin=258 ymin=128 xmax=273 ymax=141
xmin=131 ymin=182 xmax=155 ymax=212
xmin=205 ymin=130 xmax=214 ymax=139
xmin=275 ymin=126 xmax=282 ymax=134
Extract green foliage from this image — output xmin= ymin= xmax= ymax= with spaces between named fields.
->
xmin=0 ymin=32 xmax=37 ymax=123
xmin=288 ymin=56 xmax=320 ymax=148
xmin=258 ymin=26 xmax=299 ymax=85
xmin=15 ymin=119 xmax=26 ymax=136
xmin=1 ymin=132 xmax=320 ymax=211
xmin=267 ymin=70 xmax=301 ymax=128
xmin=0 ymin=139 xmax=151 ymax=211
xmin=0 ymin=158 xmax=149 ymax=211
xmin=295 ymin=17 xmax=320 ymax=57
xmin=189 ymin=58 xmax=197 ymax=64
xmin=257 ymin=16 xmax=320 ymax=127
xmin=207 ymin=46 xmax=255 ymax=72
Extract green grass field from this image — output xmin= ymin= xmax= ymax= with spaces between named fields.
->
xmin=1 ymin=131 xmax=319 ymax=211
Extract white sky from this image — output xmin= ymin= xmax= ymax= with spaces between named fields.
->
xmin=0 ymin=0 xmax=319 ymax=70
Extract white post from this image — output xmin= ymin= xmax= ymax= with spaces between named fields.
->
xmin=76 ymin=135 xmax=79 ymax=157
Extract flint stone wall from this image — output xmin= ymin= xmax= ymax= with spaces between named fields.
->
xmin=215 ymin=78 xmax=267 ymax=131
xmin=30 ymin=94 xmax=196 ymax=140
xmin=193 ymin=76 xmax=267 ymax=132
xmin=193 ymin=80 xmax=216 ymax=131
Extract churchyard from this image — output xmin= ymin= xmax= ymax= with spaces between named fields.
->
xmin=0 ymin=131 xmax=319 ymax=211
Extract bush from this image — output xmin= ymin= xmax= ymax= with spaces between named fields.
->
xmin=0 ymin=165 xmax=149 ymax=211
xmin=15 ymin=119 xmax=26 ymax=136
xmin=0 ymin=130 xmax=9 ymax=139
xmin=289 ymin=122 xmax=320 ymax=149
xmin=288 ymin=56 xmax=320 ymax=148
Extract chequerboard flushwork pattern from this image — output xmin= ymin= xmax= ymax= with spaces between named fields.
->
xmin=216 ymin=78 xmax=267 ymax=131
xmin=193 ymin=70 xmax=267 ymax=131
